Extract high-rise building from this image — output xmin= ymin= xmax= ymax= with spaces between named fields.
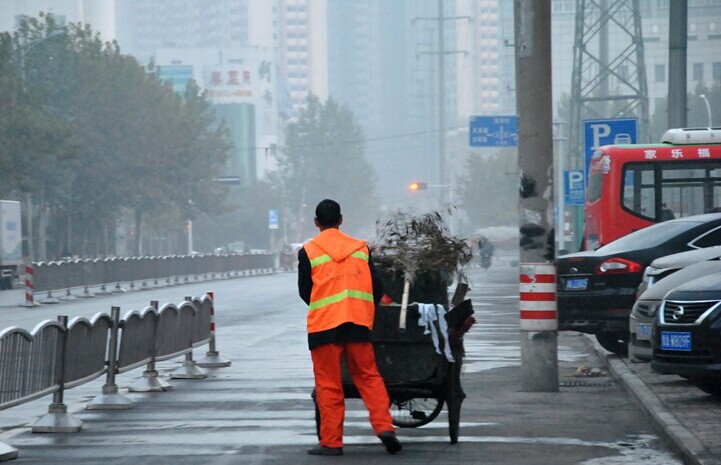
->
xmin=114 ymin=0 xmax=290 ymax=182
xmin=327 ymin=0 xmax=460 ymax=206
xmin=115 ymin=0 xmax=251 ymax=64
xmin=278 ymin=0 xmax=328 ymax=114
xmin=114 ymin=0 xmax=328 ymax=180
xmin=0 ymin=0 xmax=116 ymax=39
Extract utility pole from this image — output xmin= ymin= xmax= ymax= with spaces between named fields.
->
xmin=515 ymin=0 xmax=558 ymax=392
xmin=414 ymin=1 xmax=469 ymax=206
xmin=668 ymin=0 xmax=687 ymax=129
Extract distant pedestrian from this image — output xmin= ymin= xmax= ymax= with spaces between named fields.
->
xmin=480 ymin=238 xmax=494 ymax=269
xmin=297 ymin=199 xmax=402 ymax=456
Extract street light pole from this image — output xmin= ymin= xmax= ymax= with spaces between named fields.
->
xmin=554 ymin=120 xmax=567 ymax=254
xmin=700 ymin=94 xmax=712 ymax=127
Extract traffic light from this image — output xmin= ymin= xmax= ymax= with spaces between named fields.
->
xmin=408 ymin=182 xmax=428 ymax=191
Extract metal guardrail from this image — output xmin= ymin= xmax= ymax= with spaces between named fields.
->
xmin=0 ymin=293 xmax=220 ymax=461
xmin=0 ymin=320 xmax=63 ymax=410
xmin=25 ymin=252 xmax=275 ymax=305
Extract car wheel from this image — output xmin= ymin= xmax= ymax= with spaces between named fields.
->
xmin=689 ymin=376 xmax=721 ymax=396
xmin=595 ymin=331 xmax=629 ymax=356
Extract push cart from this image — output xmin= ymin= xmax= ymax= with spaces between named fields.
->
xmin=312 ymin=299 xmax=475 ymax=444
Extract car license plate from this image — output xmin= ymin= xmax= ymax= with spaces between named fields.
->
xmin=636 ymin=323 xmax=652 ymax=341
xmin=564 ymin=278 xmax=588 ymax=290
xmin=661 ymin=331 xmax=692 ymax=351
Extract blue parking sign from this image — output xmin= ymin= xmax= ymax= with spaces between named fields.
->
xmin=583 ymin=118 xmax=638 ymax=176
xmin=564 ymin=170 xmax=585 ymax=206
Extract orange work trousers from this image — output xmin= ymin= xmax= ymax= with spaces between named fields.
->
xmin=311 ymin=341 xmax=394 ymax=448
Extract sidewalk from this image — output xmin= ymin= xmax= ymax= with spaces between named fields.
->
xmin=592 ymin=336 xmax=721 ymax=465
xmin=1 ymin=330 xmax=674 ymax=465
xmin=0 ymin=263 xmax=718 ymax=464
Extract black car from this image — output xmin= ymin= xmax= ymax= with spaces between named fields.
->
xmin=557 ymin=212 xmax=721 ymax=355
xmin=651 ymin=272 xmax=721 ymax=396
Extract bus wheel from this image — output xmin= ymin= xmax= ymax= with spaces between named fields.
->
xmin=595 ymin=330 xmax=629 ymax=356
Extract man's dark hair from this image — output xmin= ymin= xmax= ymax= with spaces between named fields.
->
xmin=315 ymin=199 xmax=341 ymax=227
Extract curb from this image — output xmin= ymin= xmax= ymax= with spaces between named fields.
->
xmin=584 ymin=334 xmax=714 ymax=465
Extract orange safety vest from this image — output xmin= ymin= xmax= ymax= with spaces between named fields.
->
xmin=302 ymin=228 xmax=375 ymax=334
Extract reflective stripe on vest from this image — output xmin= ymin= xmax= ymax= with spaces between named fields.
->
xmin=310 ymin=250 xmax=368 ymax=268
xmin=308 ymin=288 xmax=375 ymax=311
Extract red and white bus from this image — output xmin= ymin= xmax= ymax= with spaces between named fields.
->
xmin=584 ymin=127 xmax=721 ymax=250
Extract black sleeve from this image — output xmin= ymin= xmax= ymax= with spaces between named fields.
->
xmin=368 ymin=252 xmax=385 ymax=304
xmin=297 ymin=247 xmax=312 ymax=305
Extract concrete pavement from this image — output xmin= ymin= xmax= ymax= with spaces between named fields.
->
xmin=594 ymin=339 xmax=721 ymax=465
xmin=0 ymin=263 xmax=718 ymax=464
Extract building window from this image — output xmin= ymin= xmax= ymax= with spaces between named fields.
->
xmin=693 ymin=62 xmax=704 ymax=81
xmin=713 ymin=62 xmax=721 ymax=81
xmin=655 ymin=64 xmax=666 ymax=83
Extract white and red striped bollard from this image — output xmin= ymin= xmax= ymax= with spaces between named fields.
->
xmin=519 ymin=263 xmax=559 ymax=392
xmin=519 ymin=263 xmax=558 ymax=331
xmin=197 ymin=291 xmax=231 ymax=368
xmin=22 ymin=264 xmax=37 ymax=307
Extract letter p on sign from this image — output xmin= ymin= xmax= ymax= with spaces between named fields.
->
xmin=568 ymin=171 xmax=584 ymax=190
xmin=590 ymin=124 xmax=611 ymax=151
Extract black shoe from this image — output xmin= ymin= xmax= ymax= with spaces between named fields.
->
xmin=307 ymin=445 xmax=343 ymax=456
xmin=378 ymin=431 xmax=402 ymax=454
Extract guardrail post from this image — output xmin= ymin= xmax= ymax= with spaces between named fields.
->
xmin=95 ymin=259 xmax=113 ymax=296
xmin=170 ymin=297 xmax=208 ymax=379
xmin=95 ymin=282 xmax=112 ymax=296
xmin=197 ymin=291 xmax=231 ymax=368
xmin=40 ymin=289 xmax=60 ymax=304
xmin=32 ymin=315 xmax=83 ymax=433
xmin=129 ymin=300 xmax=172 ymax=392
xmin=59 ymin=287 xmax=77 ymax=301
xmin=86 ymin=306 xmax=135 ymax=410
xmin=78 ymin=284 xmax=94 ymax=298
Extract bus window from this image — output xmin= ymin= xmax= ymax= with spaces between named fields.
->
xmin=622 ymin=164 xmax=655 ymax=220
xmin=661 ymin=164 xmax=715 ymax=217
xmin=709 ymin=167 xmax=721 ymax=212
xmin=712 ymin=183 xmax=721 ymax=212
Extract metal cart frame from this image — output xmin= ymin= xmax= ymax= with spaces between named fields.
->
xmin=312 ymin=300 xmax=474 ymax=444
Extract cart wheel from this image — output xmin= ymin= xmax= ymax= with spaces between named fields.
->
xmin=391 ymin=397 xmax=444 ymax=428
xmin=446 ymin=364 xmax=465 ymax=444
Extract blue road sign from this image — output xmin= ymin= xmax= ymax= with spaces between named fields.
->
xmin=564 ymin=170 xmax=586 ymax=206
xmin=583 ymin=117 xmax=638 ymax=176
xmin=469 ymin=115 xmax=518 ymax=147
xmin=268 ymin=209 xmax=279 ymax=230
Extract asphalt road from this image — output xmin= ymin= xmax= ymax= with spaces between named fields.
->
xmin=0 ymin=256 xmax=684 ymax=464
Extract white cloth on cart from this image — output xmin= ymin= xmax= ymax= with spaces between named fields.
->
xmin=417 ymin=303 xmax=455 ymax=362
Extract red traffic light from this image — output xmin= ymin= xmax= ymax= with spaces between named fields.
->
xmin=408 ymin=182 xmax=428 ymax=191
